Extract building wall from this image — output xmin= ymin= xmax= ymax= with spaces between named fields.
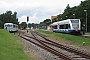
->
xmin=51 ymin=16 xmax=57 ymax=22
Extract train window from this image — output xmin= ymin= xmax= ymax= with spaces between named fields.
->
xmin=53 ymin=25 xmax=57 ymax=29
xmin=68 ymin=24 xmax=71 ymax=29
xmin=64 ymin=24 xmax=68 ymax=29
xmin=59 ymin=24 xmax=70 ymax=29
xmin=66 ymin=24 xmax=68 ymax=29
xmin=5 ymin=25 xmax=7 ymax=27
xmin=7 ymin=24 xmax=12 ymax=27
xmin=60 ymin=25 xmax=64 ymax=29
xmin=72 ymin=23 xmax=79 ymax=29
xmin=13 ymin=25 xmax=15 ymax=27
xmin=71 ymin=20 xmax=79 ymax=23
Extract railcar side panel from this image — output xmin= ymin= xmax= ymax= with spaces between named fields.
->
xmin=4 ymin=23 xmax=18 ymax=32
xmin=51 ymin=19 xmax=81 ymax=34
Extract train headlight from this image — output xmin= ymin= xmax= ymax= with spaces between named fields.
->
xmin=75 ymin=30 xmax=78 ymax=32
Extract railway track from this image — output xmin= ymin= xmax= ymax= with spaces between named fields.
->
xmin=32 ymin=31 xmax=90 ymax=57
xmin=20 ymin=30 xmax=90 ymax=60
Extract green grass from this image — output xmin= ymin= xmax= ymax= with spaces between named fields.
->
xmin=0 ymin=29 xmax=34 ymax=60
xmin=36 ymin=30 xmax=90 ymax=45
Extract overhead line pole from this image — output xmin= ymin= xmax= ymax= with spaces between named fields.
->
xmin=84 ymin=10 xmax=87 ymax=32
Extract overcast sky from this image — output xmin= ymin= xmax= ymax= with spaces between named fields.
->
xmin=0 ymin=0 xmax=84 ymax=23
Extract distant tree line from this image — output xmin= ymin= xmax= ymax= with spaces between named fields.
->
xmin=40 ymin=0 xmax=90 ymax=32
xmin=19 ymin=22 xmax=40 ymax=29
xmin=39 ymin=19 xmax=51 ymax=29
xmin=0 ymin=10 xmax=18 ymax=28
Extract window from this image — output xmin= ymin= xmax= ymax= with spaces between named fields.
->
xmin=60 ymin=25 xmax=64 ymax=29
xmin=53 ymin=25 xmax=57 ymax=29
xmin=72 ymin=23 xmax=79 ymax=29
xmin=13 ymin=25 xmax=15 ymax=27
xmin=71 ymin=20 xmax=79 ymax=29
xmin=68 ymin=24 xmax=70 ymax=29
xmin=59 ymin=24 xmax=70 ymax=29
xmin=6 ymin=24 xmax=12 ymax=27
xmin=71 ymin=20 xmax=79 ymax=23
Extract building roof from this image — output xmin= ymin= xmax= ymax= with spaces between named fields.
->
xmin=51 ymin=16 xmax=57 ymax=20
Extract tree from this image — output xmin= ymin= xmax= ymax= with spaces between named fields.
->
xmin=64 ymin=4 xmax=70 ymax=12
xmin=0 ymin=20 xmax=3 ymax=28
xmin=43 ymin=19 xmax=51 ymax=25
xmin=12 ymin=12 xmax=18 ymax=24
xmin=0 ymin=10 xmax=18 ymax=28
xmin=40 ymin=0 xmax=90 ymax=31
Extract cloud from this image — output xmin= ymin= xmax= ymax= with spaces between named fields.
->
xmin=18 ymin=13 xmax=38 ymax=23
xmin=0 ymin=0 xmax=85 ymax=23
xmin=29 ymin=13 xmax=38 ymax=23
xmin=18 ymin=15 xmax=27 ymax=23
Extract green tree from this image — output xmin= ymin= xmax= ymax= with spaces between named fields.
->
xmin=43 ymin=19 xmax=51 ymax=25
xmin=0 ymin=10 xmax=18 ymax=28
xmin=0 ymin=20 xmax=3 ymax=28
xmin=40 ymin=0 xmax=90 ymax=31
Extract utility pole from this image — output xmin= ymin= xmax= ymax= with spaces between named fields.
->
xmin=27 ymin=16 xmax=29 ymax=28
xmin=73 ymin=14 xmax=75 ymax=19
xmin=84 ymin=10 xmax=87 ymax=32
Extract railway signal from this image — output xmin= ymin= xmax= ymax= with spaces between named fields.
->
xmin=27 ymin=16 xmax=29 ymax=22
xmin=27 ymin=16 xmax=29 ymax=29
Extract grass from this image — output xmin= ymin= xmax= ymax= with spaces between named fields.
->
xmin=36 ymin=30 xmax=90 ymax=45
xmin=0 ymin=29 xmax=34 ymax=60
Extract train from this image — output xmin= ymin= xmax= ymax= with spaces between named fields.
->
xmin=4 ymin=23 xmax=18 ymax=32
xmin=51 ymin=19 xmax=81 ymax=34
xmin=20 ymin=26 xmax=24 ymax=30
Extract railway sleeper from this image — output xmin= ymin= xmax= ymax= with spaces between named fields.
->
xmin=24 ymin=34 xmax=90 ymax=59
xmin=20 ymin=36 xmax=74 ymax=60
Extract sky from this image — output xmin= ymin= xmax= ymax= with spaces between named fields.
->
xmin=0 ymin=0 xmax=85 ymax=24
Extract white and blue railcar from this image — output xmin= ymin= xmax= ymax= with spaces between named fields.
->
xmin=51 ymin=19 xmax=81 ymax=34
xmin=4 ymin=23 xmax=18 ymax=32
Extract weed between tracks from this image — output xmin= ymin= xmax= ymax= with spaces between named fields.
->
xmin=36 ymin=30 xmax=90 ymax=52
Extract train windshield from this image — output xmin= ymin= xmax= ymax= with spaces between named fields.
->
xmin=71 ymin=20 xmax=79 ymax=29
xmin=52 ymin=25 xmax=57 ymax=29
xmin=5 ymin=24 xmax=12 ymax=27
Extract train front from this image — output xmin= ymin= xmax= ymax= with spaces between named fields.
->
xmin=70 ymin=19 xmax=81 ymax=34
